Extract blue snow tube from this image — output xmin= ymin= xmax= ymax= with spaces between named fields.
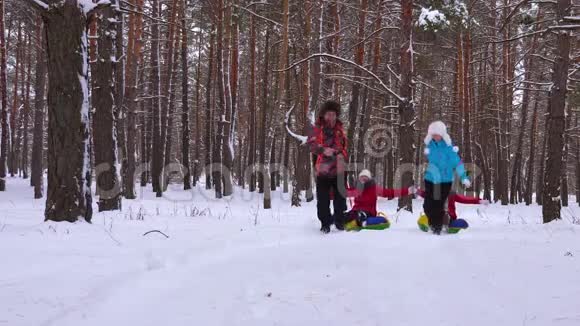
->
xmin=449 ymin=218 xmax=469 ymax=229
xmin=366 ymin=216 xmax=388 ymax=225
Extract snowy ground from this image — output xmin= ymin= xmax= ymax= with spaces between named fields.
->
xmin=1 ymin=177 xmax=580 ymax=326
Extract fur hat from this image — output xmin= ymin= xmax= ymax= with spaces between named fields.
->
xmin=424 ymin=121 xmax=452 ymax=146
xmin=359 ymin=169 xmax=372 ymax=179
xmin=319 ymin=100 xmax=341 ymax=118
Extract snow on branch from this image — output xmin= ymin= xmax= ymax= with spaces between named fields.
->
xmin=78 ymin=0 xmax=111 ymax=15
xmin=278 ymin=53 xmax=404 ymax=103
xmin=386 ymin=64 xmax=401 ymax=81
xmin=550 ymin=25 xmax=580 ymax=31
xmin=24 ymin=0 xmax=48 ymax=11
xmin=32 ymin=0 xmax=48 ymax=9
xmin=569 ymin=67 xmax=579 ymax=79
xmin=564 ymin=16 xmax=580 ymax=23
xmin=492 ymin=28 xmax=548 ymax=43
xmin=285 ymin=105 xmax=308 ymax=145
xmin=419 ymin=7 xmax=448 ymax=27
xmin=494 ymin=24 xmax=580 ymax=44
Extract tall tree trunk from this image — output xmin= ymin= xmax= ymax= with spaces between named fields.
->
xmin=181 ymin=2 xmax=191 ymax=190
xmin=283 ymin=131 xmax=290 ymax=193
xmin=31 ymin=21 xmax=46 ymax=199
xmin=193 ymin=30 xmax=202 ymax=186
xmin=322 ymin=1 xmax=341 ymax=99
xmin=163 ymin=26 xmax=182 ymax=165
xmin=15 ymin=29 xmax=29 ymax=179
xmin=21 ymin=33 xmax=32 ymax=179
xmin=542 ymin=0 xmax=571 ymax=223
xmin=455 ymin=32 xmax=464 ymax=150
xmin=93 ymin=1 xmax=122 ymax=211
xmin=397 ymin=0 xmax=415 ymax=212
xmin=311 ymin=0 xmax=322 ymax=112
xmin=561 ymin=112 xmax=570 ymax=207
xmin=475 ymin=45 xmax=492 ymax=200
xmin=298 ymin=0 xmax=313 ymax=202
xmin=0 ymin=0 xmax=8 ymax=191
xmin=10 ymin=23 xmax=22 ymax=177
xmin=461 ymin=30 xmax=472 ymax=188
xmin=536 ymin=118 xmax=548 ymax=205
xmin=114 ymin=2 xmax=127 ymax=198
xmin=159 ymin=0 xmax=181 ymax=192
xmin=511 ymin=11 xmax=541 ymax=204
xmin=576 ymin=113 xmax=580 ymax=205
xmin=524 ymin=100 xmax=539 ymax=205
xmin=269 ymin=130 xmax=277 ymax=191
xmin=44 ymin=0 xmax=94 ymax=222
xmin=490 ymin=1 xmax=500 ymax=203
xmin=123 ymin=0 xmax=144 ymax=199
xmin=258 ymin=28 xmax=270 ymax=195
xmin=357 ymin=0 xmax=383 ymax=169
xmin=140 ymin=97 xmax=150 ymax=187
xmin=150 ymin=0 xmax=163 ymax=196
xmin=221 ymin=0 xmax=238 ymax=196
xmin=204 ymin=26 xmax=215 ymax=190
xmin=163 ymin=29 xmax=182 ymax=187
xmin=497 ymin=0 xmax=511 ymax=205
xmin=213 ymin=0 xmax=226 ymax=198
xmin=247 ymin=15 xmax=256 ymax=192
xmin=346 ymin=0 xmax=367 ymax=177
xmin=263 ymin=0 xmax=289 ymax=209
xmin=229 ymin=0 xmax=240 ymax=191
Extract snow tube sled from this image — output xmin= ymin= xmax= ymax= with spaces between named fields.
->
xmin=447 ymin=218 xmax=469 ymax=234
xmin=346 ymin=213 xmax=390 ymax=231
xmin=418 ymin=214 xmax=469 ymax=234
xmin=418 ymin=213 xmax=430 ymax=232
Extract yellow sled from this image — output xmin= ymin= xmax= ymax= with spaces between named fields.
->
xmin=417 ymin=213 xmax=430 ymax=232
xmin=417 ymin=213 xmax=468 ymax=234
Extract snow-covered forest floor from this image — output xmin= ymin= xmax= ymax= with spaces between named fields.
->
xmin=1 ymin=177 xmax=580 ymax=326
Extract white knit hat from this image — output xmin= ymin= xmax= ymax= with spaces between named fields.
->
xmin=359 ymin=169 xmax=372 ymax=179
xmin=424 ymin=121 xmax=452 ymax=146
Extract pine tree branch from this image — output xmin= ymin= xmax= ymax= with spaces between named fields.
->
xmin=233 ymin=4 xmax=280 ymax=26
xmin=277 ymin=53 xmax=404 ymax=103
xmin=284 ymin=105 xmax=308 ymax=145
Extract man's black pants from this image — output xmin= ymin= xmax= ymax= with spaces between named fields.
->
xmin=316 ymin=175 xmax=347 ymax=229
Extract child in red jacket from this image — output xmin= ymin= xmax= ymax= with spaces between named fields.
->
xmin=344 ymin=169 xmax=414 ymax=226
xmin=417 ymin=188 xmax=489 ymax=224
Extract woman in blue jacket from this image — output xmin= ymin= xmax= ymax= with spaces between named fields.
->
xmin=423 ymin=121 xmax=470 ymax=234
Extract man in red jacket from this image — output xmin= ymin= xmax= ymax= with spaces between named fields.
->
xmin=308 ymin=101 xmax=348 ymax=233
xmin=345 ymin=169 xmax=414 ymax=226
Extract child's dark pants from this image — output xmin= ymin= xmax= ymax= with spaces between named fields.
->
xmin=423 ymin=180 xmax=452 ymax=231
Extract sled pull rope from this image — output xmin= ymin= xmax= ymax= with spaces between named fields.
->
xmin=143 ymin=230 xmax=170 ymax=238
